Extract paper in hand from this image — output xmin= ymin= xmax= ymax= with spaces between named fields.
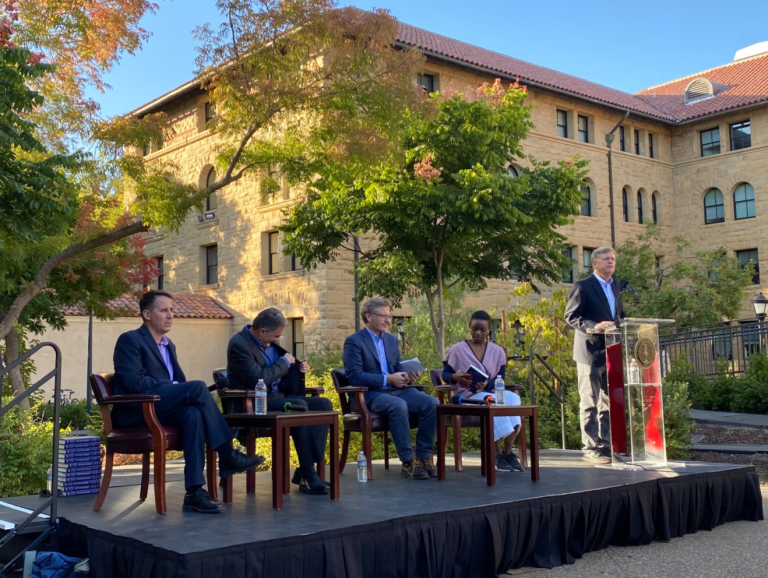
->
xmin=400 ymin=357 xmax=426 ymax=373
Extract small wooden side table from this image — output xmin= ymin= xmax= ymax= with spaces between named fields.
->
xmin=436 ymin=404 xmax=539 ymax=486
xmin=222 ymin=410 xmax=340 ymax=510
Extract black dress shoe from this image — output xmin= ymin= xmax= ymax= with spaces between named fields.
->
xmin=299 ymin=471 xmax=329 ymax=495
xmin=219 ymin=449 xmax=266 ymax=478
xmin=182 ymin=488 xmax=224 ymax=514
xmin=292 ymin=468 xmax=330 ymax=487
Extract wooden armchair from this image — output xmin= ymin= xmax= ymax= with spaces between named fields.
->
xmin=89 ymin=373 xmax=214 ymax=515
xmin=429 ymin=369 xmax=528 ymax=472
xmin=330 ymin=369 xmax=421 ymax=480
xmin=207 ymin=368 xmax=326 ymax=501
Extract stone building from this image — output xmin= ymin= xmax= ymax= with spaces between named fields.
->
xmin=131 ymin=22 xmax=768 ymax=354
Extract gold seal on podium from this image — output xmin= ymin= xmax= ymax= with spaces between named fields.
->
xmin=634 ymin=337 xmax=656 ymax=369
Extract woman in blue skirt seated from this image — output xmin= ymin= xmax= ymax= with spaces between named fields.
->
xmin=442 ymin=310 xmax=523 ymax=472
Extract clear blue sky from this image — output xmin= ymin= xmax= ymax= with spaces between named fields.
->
xmin=89 ymin=0 xmax=768 ymax=119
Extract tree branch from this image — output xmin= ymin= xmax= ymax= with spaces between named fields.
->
xmin=0 ymin=220 xmax=149 ymax=342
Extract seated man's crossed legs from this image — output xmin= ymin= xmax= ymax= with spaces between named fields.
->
xmin=367 ymin=387 xmax=439 ymax=480
xmin=150 ymin=380 xmax=265 ymax=513
xmin=266 ymin=395 xmax=334 ymax=495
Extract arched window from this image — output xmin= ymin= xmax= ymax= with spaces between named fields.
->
xmin=637 ymin=192 xmax=644 ymax=224
xmin=580 ymin=184 xmax=591 ymax=217
xmin=652 ymin=193 xmax=658 ymax=224
xmin=704 ymin=188 xmax=725 ymax=224
xmin=734 ymin=183 xmax=756 ymax=220
xmin=205 ymin=168 xmax=218 ymax=211
xmin=507 ymin=165 xmax=518 ymax=178
xmin=622 ymin=188 xmax=629 ymax=222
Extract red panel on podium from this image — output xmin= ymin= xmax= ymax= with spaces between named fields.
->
xmin=643 ymin=355 xmax=664 ymax=452
xmin=606 ymin=342 xmax=627 ymax=455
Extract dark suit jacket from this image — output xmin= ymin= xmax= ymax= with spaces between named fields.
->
xmin=226 ymin=326 xmax=301 ymax=396
xmin=564 ymin=274 xmax=622 ymax=366
xmin=342 ymin=328 xmax=404 ymax=390
xmin=113 ymin=325 xmax=186 ymax=395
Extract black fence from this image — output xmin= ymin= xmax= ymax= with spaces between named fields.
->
xmin=659 ymin=320 xmax=768 ymax=377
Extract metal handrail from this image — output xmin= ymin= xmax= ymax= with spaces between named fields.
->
xmin=0 ymin=342 xmax=62 ymax=576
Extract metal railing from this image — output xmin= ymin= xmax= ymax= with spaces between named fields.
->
xmin=0 ymin=342 xmax=62 ymax=576
xmin=511 ymin=352 xmax=567 ymax=449
xmin=659 ymin=320 xmax=768 ymax=377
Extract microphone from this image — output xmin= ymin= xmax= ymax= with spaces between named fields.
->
xmin=216 ymin=376 xmax=229 ymax=389
xmin=282 ymin=402 xmax=308 ymax=412
xmin=451 ymin=395 xmax=495 ymax=406
xmin=620 ymin=280 xmax=641 ymax=297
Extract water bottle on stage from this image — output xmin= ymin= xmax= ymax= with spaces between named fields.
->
xmin=255 ymin=379 xmax=267 ymax=415
xmin=494 ymin=375 xmax=506 ymax=406
xmin=357 ymin=451 xmax=367 ymax=482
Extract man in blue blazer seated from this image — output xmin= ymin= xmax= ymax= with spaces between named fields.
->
xmin=112 ymin=290 xmax=264 ymax=514
xmin=227 ymin=307 xmax=333 ymax=495
xmin=342 ymin=297 xmax=439 ymax=480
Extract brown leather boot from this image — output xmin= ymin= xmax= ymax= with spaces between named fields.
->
xmin=401 ymin=459 xmax=429 ymax=480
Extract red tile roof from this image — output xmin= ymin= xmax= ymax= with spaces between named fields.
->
xmin=61 ymin=294 xmax=233 ymax=319
xmin=635 ymin=52 xmax=768 ymax=122
xmin=395 ymin=22 xmax=675 ymax=122
xmin=129 ymin=17 xmax=768 ymax=126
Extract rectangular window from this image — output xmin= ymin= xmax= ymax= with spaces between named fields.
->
xmin=291 ymin=318 xmax=305 ymax=359
xmin=561 ymin=247 xmax=574 ymax=283
xmin=417 ymin=73 xmax=434 ymax=92
xmin=268 ymin=232 xmax=280 ymax=275
xmin=737 ymin=249 xmax=760 ymax=285
xmin=619 ymin=126 xmax=626 ymax=152
xmin=634 ymin=130 xmax=641 ymax=155
xmin=648 ymin=133 xmax=654 ymax=158
xmin=204 ymin=102 xmax=216 ymax=123
xmin=583 ymin=247 xmax=596 ymax=272
xmin=155 ymin=256 xmax=164 ymax=290
xmin=577 ymin=115 xmax=589 ymax=143
xmin=142 ymin=144 xmax=150 ymax=156
xmin=556 ymin=109 xmax=568 ymax=138
xmin=730 ymin=120 xmax=751 ymax=150
xmin=700 ymin=127 xmax=721 ymax=156
xmin=206 ymin=245 xmax=218 ymax=285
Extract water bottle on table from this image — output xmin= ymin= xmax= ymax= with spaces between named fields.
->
xmin=494 ymin=375 xmax=506 ymax=406
xmin=357 ymin=450 xmax=368 ymax=483
xmin=255 ymin=378 xmax=267 ymax=415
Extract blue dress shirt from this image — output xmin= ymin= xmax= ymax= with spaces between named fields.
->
xmin=593 ymin=273 xmax=616 ymax=320
xmin=156 ymin=335 xmax=176 ymax=383
xmin=365 ymin=327 xmax=390 ymax=389
xmin=245 ymin=325 xmax=290 ymax=392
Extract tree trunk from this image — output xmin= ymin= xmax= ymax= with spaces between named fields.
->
xmin=435 ymin=260 xmax=446 ymax=359
xmin=4 ymin=327 xmax=29 ymax=411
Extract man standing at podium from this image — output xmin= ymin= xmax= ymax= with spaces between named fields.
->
xmin=564 ymin=247 xmax=621 ymax=464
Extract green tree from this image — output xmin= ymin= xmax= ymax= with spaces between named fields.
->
xmin=613 ymin=224 xmax=754 ymax=327
xmin=282 ymin=80 xmax=588 ymax=356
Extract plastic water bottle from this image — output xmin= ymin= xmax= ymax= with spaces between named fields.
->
xmin=629 ymin=358 xmax=640 ymax=385
xmin=494 ymin=375 xmax=506 ymax=406
xmin=356 ymin=451 xmax=368 ymax=483
xmin=255 ymin=379 xmax=267 ymax=415
xmin=46 ymin=464 xmax=52 ymax=493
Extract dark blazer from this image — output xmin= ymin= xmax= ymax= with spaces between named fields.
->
xmin=342 ymin=328 xmax=404 ymax=390
xmin=113 ymin=325 xmax=186 ymax=395
xmin=226 ymin=326 xmax=300 ymax=396
xmin=564 ymin=274 xmax=622 ymax=366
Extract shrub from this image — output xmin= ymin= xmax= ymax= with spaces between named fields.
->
xmin=731 ymin=352 xmax=768 ymax=414
xmin=662 ymin=379 xmax=693 ymax=459
xmin=35 ymin=399 xmax=98 ymax=432
xmin=0 ymin=399 xmax=57 ymax=497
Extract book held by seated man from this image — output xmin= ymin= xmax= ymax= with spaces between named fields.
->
xmin=400 ymin=358 xmax=426 ymax=374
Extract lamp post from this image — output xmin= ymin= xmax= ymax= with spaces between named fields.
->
xmin=605 ymin=111 xmax=630 ymax=248
xmin=752 ymin=293 xmax=768 ymax=353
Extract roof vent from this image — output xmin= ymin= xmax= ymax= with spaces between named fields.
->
xmin=734 ymin=41 xmax=768 ymax=61
xmin=684 ymin=78 xmax=714 ymax=104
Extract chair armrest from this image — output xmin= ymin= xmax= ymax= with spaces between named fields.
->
xmin=218 ymin=388 xmax=255 ymax=398
xmin=102 ymin=394 xmax=161 ymax=404
xmin=505 ymin=384 xmax=523 ymax=392
xmin=338 ymin=386 xmax=369 ymax=393
xmin=305 ymin=387 xmax=324 ymax=396
xmin=433 ymin=385 xmax=457 ymax=393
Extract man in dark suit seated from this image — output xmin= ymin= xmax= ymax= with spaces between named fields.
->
xmin=564 ymin=247 xmax=622 ymax=464
xmin=342 ymin=297 xmax=438 ymax=480
xmin=112 ymin=290 xmax=264 ymax=514
xmin=226 ymin=307 xmax=333 ymax=495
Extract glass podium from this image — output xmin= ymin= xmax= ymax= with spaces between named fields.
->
xmin=592 ymin=318 xmax=675 ymax=470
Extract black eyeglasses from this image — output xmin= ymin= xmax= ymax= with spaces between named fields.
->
xmin=370 ymin=313 xmax=393 ymax=321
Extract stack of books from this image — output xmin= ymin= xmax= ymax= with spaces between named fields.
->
xmin=57 ymin=436 xmax=102 ymax=496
